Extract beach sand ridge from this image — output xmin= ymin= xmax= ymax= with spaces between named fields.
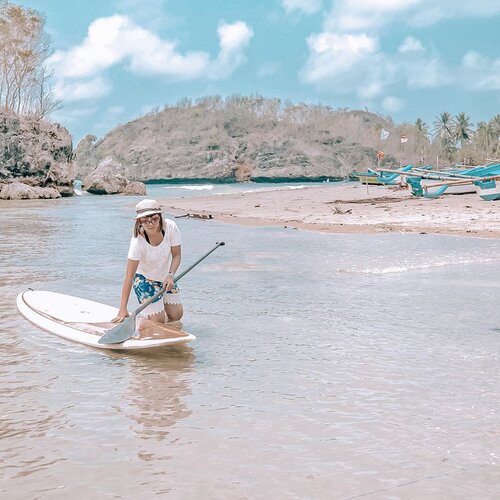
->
xmin=161 ymin=184 xmax=500 ymax=238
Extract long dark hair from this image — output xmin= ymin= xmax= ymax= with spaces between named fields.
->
xmin=133 ymin=214 xmax=164 ymax=238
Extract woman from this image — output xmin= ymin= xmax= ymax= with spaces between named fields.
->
xmin=112 ymin=199 xmax=183 ymax=327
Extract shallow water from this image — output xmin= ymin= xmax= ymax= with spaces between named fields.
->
xmin=1 ymin=183 xmax=500 ymax=498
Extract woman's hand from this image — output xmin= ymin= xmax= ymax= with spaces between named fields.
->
xmin=111 ymin=308 xmax=130 ymax=323
xmin=163 ymin=273 xmax=174 ymax=292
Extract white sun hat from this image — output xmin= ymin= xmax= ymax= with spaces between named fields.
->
xmin=134 ymin=199 xmax=162 ymax=219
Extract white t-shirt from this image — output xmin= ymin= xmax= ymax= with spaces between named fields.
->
xmin=127 ymin=219 xmax=182 ymax=282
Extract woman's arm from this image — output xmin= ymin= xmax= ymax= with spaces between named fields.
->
xmin=112 ymin=259 xmax=139 ymax=322
xmin=164 ymin=245 xmax=181 ymax=291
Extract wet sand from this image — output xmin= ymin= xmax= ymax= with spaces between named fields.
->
xmin=160 ymin=183 xmax=500 ymax=238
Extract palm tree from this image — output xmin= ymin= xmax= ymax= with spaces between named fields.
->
xmin=414 ymin=118 xmax=429 ymax=164
xmin=491 ymin=114 xmax=500 ymax=135
xmin=433 ymin=112 xmax=453 ymax=141
xmin=433 ymin=111 xmax=455 ymax=160
xmin=475 ymin=121 xmax=491 ymax=153
xmin=453 ymin=112 xmax=473 ymax=149
xmin=415 ymin=118 xmax=429 ymax=139
xmin=490 ymin=114 xmax=500 ymax=158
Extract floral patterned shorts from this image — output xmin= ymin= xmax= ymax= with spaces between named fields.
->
xmin=132 ymin=273 xmax=182 ymax=317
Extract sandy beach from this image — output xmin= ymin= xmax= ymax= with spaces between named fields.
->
xmin=161 ymin=183 xmax=500 ymax=238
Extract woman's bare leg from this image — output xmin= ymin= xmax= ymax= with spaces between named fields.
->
xmin=137 ymin=312 xmax=166 ymax=336
xmin=164 ymin=303 xmax=183 ymax=323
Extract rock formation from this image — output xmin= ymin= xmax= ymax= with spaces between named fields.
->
xmin=0 ymin=110 xmax=75 ymax=199
xmin=0 ymin=182 xmax=61 ymax=199
xmin=82 ymin=157 xmax=146 ymax=195
xmin=74 ymin=99 xmax=399 ymax=183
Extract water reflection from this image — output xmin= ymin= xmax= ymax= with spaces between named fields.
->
xmin=0 ymin=315 xmax=69 ymax=483
xmin=111 ymin=346 xmax=195 ymax=451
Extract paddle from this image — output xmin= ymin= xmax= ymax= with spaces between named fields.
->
xmin=98 ymin=241 xmax=225 ymax=344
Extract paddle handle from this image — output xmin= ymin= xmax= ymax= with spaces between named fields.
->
xmin=131 ymin=241 xmax=225 ymax=316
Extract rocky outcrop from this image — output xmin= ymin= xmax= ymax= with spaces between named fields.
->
xmin=82 ymin=157 xmax=146 ymax=195
xmin=74 ymin=100 xmax=399 ymax=183
xmin=0 ymin=110 xmax=75 ymax=199
xmin=73 ymin=134 xmax=99 ymax=175
xmin=0 ymin=182 xmax=61 ymax=199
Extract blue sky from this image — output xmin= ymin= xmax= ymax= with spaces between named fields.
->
xmin=18 ymin=0 xmax=500 ymax=144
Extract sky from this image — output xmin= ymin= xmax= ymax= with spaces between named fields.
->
xmin=18 ymin=0 xmax=500 ymax=144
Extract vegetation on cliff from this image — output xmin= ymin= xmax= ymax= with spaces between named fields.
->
xmin=0 ymin=2 xmax=73 ymax=199
xmin=74 ymin=95 xmax=500 ymax=183
xmin=74 ymin=96 xmax=396 ymax=182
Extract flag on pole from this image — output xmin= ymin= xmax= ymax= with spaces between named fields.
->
xmin=400 ymin=135 xmax=408 ymax=143
xmin=377 ymin=150 xmax=385 ymax=160
xmin=380 ymin=128 xmax=389 ymax=141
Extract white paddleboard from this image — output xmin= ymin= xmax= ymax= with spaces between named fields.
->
xmin=17 ymin=290 xmax=195 ymax=350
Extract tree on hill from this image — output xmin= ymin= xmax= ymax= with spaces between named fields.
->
xmin=0 ymin=1 xmax=59 ymax=117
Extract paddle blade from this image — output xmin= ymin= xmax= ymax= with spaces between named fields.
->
xmin=98 ymin=315 xmax=137 ymax=344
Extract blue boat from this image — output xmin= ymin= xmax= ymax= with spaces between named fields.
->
xmin=353 ymin=164 xmax=416 ymax=186
xmin=406 ymin=163 xmax=500 ymax=198
xmin=474 ymin=177 xmax=500 ymax=201
xmin=375 ymin=164 xmax=416 ymax=185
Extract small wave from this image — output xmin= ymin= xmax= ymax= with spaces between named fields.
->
xmin=74 ymin=189 xmax=89 ymax=196
xmin=163 ymin=185 xmax=214 ymax=191
xmin=338 ymin=257 xmax=500 ymax=275
xmin=242 ymin=185 xmax=307 ymax=194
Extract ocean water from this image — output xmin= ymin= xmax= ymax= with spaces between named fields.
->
xmin=1 ymin=183 xmax=500 ymax=498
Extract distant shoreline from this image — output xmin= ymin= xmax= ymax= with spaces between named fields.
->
xmin=159 ymin=183 xmax=500 ymax=239
xmin=143 ymin=176 xmax=346 ymax=185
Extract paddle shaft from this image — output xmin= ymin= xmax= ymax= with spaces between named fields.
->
xmin=130 ymin=241 xmax=225 ymax=317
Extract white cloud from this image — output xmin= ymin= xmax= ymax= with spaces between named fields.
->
xmin=398 ymin=36 xmax=424 ymax=53
xmin=48 ymin=16 xmax=130 ymax=79
xmin=209 ymin=21 xmax=254 ymax=78
xmin=48 ymin=15 xmax=253 ymax=101
xmin=301 ymin=30 xmax=453 ymax=105
xmin=302 ymin=33 xmax=377 ymax=85
xmin=282 ymin=0 xmax=322 ymax=15
xmin=325 ymin=0 xmax=421 ymax=32
xmin=404 ymin=55 xmax=450 ymax=88
xmin=324 ymin=0 xmax=500 ymax=32
xmin=53 ymin=77 xmax=112 ymax=101
xmin=382 ymin=96 xmax=404 ymax=112
xmin=409 ymin=1 xmax=500 ymax=26
xmin=299 ymin=0 xmax=499 ymax=114
xmin=461 ymin=51 xmax=500 ymax=91
xmin=358 ymin=82 xmax=384 ymax=99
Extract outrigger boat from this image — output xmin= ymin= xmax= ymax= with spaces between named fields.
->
xmin=353 ymin=164 xmax=416 ymax=186
xmin=352 ymin=171 xmax=384 ymax=185
xmin=378 ymin=162 xmax=500 ymax=199
xmin=474 ymin=177 xmax=500 ymax=201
